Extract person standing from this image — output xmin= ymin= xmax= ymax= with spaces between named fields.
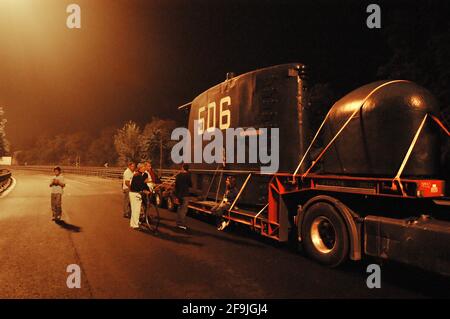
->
xmin=143 ymin=161 xmax=158 ymax=191
xmin=142 ymin=161 xmax=158 ymax=210
xmin=129 ymin=163 xmax=150 ymax=229
xmin=211 ymin=176 xmax=238 ymax=231
xmin=49 ymin=166 xmax=65 ymax=221
xmin=122 ymin=162 xmax=135 ymax=218
xmin=174 ymin=163 xmax=192 ymax=230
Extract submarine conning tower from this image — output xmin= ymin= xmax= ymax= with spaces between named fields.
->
xmin=320 ymin=80 xmax=441 ymax=177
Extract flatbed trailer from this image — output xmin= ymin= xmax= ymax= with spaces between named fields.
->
xmin=184 ymin=170 xmax=450 ymax=276
xmin=165 ymin=64 xmax=450 ymax=275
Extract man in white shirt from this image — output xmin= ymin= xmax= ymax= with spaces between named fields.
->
xmin=123 ymin=162 xmax=136 ymax=218
xmin=49 ymin=166 xmax=65 ymax=221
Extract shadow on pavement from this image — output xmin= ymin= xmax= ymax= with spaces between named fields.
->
xmin=137 ymin=226 xmax=203 ymax=247
xmin=155 ymin=218 xmax=266 ymax=249
xmin=55 ymin=220 xmax=82 ymax=233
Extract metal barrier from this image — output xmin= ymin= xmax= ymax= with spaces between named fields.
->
xmin=5 ymin=165 xmax=178 ymax=180
xmin=0 ymin=169 xmax=12 ymax=193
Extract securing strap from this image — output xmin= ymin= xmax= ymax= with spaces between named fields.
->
xmin=393 ymin=113 xmax=450 ymax=196
xmin=431 ymin=114 xmax=450 ymax=136
xmin=215 ymin=170 xmax=224 ymax=202
xmin=292 ymin=111 xmax=331 ymax=177
xmin=205 ymin=148 xmax=226 ymax=202
xmin=227 ymin=173 xmax=252 ymax=215
xmin=298 ymin=80 xmax=410 ymax=179
xmin=393 ymin=114 xmax=428 ymax=196
xmin=204 ymin=164 xmax=221 ymax=201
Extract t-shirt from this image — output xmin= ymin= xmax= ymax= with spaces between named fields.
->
xmin=143 ymin=171 xmax=151 ymax=190
xmin=51 ymin=175 xmax=65 ymax=194
xmin=123 ymin=168 xmax=134 ymax=190
xmin=130 ymin=173 xmax=150 ymax=192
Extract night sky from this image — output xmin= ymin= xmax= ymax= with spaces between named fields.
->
xmin=0 ymin=0 xmax=446 ymax=149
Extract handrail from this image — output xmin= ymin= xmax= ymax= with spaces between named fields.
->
xmin=7 ymin=165 xmax=124 ymax=179
xmin=253 ymin=203 xmax=268 ymax=228
xmin=4 ymin=165 xmax=179 ymax=180
xmin=227 ymin=173 xmax=252 ymax=214
xmin=5 ymin=165 xmax=286 ymax=179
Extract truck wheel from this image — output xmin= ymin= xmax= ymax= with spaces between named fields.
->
xmin=155 ymin=192 xmax=164 ymax=208
xmin=301 ymin=202 xmax=349 ymax=267
xmin=166 ymin=196 xmax=176 ymax=212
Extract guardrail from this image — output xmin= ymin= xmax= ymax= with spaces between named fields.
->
xmin=0 ymin=169 xmax=12 ymax=193
xmin=5 ymin=165 xmax=178 ymax=180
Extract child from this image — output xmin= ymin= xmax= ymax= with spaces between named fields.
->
xmin=49 ymin=166 xmax=65 ymax=221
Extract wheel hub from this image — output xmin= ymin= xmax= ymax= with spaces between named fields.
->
xmin=310 ymin=216 xmax=336 ymax=254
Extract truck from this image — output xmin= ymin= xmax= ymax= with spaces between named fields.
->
xmin=163 ymin=63 xmax=450 ymax=275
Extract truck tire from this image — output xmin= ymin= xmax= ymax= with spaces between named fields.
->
xmin=301 ymin=201 xmax=349 ymax=267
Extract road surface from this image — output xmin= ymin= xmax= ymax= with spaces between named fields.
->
xmin=0 ymin=170 xmax=448 ymax=298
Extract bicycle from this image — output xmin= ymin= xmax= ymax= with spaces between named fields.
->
xmin=139 ymin=190 xmax=160 ymax=232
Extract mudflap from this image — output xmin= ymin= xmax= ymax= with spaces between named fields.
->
xmin=364 ymin=215 xmax=450 ymax=276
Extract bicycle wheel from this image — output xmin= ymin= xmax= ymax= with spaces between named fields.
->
xmin=139 ymin=194 xmax=147 ymax=223
xmin=145 ymin=202 xmax=160 ymax=232
xmin=139 ymin=203 xmax=146 ymax=223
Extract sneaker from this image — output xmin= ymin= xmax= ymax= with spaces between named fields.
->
xmin=177 ymin=224 xmax=188 ymax=231
xmin=218 ymin=220 xmax=229 ymax=231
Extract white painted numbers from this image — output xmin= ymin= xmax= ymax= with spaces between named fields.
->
xmin=219 ymin=96 xmax=231 ymax=130
xmin=366 ymin=4 xmax=381 ymax=29
xmin=366 ymin=264 xmax=381 ymax=289
xmin=66 ymin=264 xmax=81 ymax=288
xmin=171 ymin=121 xmax=280 ymax=173
xmin=198 ymin=96 xmax=232 ymax=134
xmin=66 ymin=4 xmax=81 ymax=29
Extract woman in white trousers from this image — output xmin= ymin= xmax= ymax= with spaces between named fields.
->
xmin=129 ymin=163 xmax=150 ymax=229
xmin=129 ymin=191 xmax=142 ymax=228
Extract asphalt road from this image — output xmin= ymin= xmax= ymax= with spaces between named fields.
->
xmin=0 ymin=170 xmax=448 ymax=299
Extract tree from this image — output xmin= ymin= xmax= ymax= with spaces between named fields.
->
xmin=0 ymin=107 xmax=10 ymax=156
xmin=62 ymin=131 xmax=91 ymax=165
xmin=86 ymin=127 xmax=118 ymax=166
xmin=15 ymin=130 xmax=117 ymax=166
xmin=114 ymin=121 xmax=142 ymax=165
xmin=377 ymin=2 xmax=450 ymax=116
xmin=140 ymin=117 xmax=178 ymax=169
